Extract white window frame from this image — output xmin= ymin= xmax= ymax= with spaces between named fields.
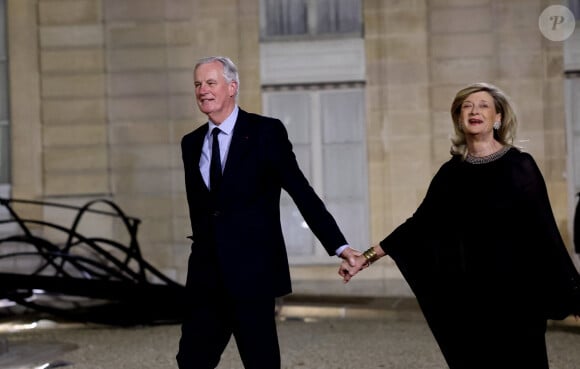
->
xmin=263 ymin=85 xmax=369 ymax=264
xmin=0 ymin=120 xmax=8 ymax=185
xmin=565 ymin=1 xmax=580 ymax=252
xmin=259 ymin=0 xmax=363 ymax=41
xmin=566 ymin=77 xmax=580 ymax=252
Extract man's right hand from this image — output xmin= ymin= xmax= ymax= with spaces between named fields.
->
xmin=338 ymin=247 xmax=361 ymax=268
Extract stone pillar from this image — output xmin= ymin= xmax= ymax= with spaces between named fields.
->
xmin=38 ymin=0 xmax=109 ymax=196
xmin=7 ymin=0 xmax=43 ymax=220
xmin=364 ymin=0 xmax=430 ymax=246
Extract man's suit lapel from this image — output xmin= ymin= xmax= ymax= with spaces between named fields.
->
xmin=187 ymin=124 xmax=210 ymax=193
xmin=222 ymin=110 xmax=252 ymax=186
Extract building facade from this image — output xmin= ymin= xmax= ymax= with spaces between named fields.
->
xmin=1 ymin=0 xmax=579 ymax=297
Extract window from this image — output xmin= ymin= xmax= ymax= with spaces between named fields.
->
xmin=263 ymin=87 xmax=369 ymax=263
xmin=567 ymin=78 xmax=580 ymax=192
xmin=565 ymin=1 xmax=580 ymax=250
xmin=261 ymin=0 xmax=362 ymax=39
xmin=569 ymin=0 xmax=580 ymax=19
xmin=566 ymin=78 xmax=580 ymax=252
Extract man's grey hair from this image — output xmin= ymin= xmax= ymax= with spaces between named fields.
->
xmin=194 ymin=56 xmax=240 ymax=98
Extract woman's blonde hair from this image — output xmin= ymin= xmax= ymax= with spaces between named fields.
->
xmin=449 ymin=82 xmax=518 ymax=158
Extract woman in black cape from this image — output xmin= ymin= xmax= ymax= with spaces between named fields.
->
xmin=340 ymin=82 xmax=580 ymax=369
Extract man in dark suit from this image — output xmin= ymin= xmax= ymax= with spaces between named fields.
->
xmin=176 ymin=56 xmax=359 ymax=369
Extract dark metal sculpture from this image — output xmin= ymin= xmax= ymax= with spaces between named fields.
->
xmin=0 ymin=198 xmax=186 ymax=325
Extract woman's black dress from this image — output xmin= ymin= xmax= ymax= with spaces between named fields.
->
xmin=380 ymin=147 xmax=580 ymax=369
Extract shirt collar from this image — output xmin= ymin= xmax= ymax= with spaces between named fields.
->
xmin=208 ymin=105 xmax=239 ymax=136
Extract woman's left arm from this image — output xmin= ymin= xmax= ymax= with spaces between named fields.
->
xmin=514 ymin=152 xmax=580 ymax=317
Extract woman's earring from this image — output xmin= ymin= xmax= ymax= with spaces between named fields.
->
xmin=493 ymin=121 xmax=501 ymax=130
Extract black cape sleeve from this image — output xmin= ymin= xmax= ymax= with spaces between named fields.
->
xmin=511 ymin=152 xmax=580 ymax=319
xmin=378 ymin=159 xmax=456 ymax=304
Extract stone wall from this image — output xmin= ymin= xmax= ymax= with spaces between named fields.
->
xmin=7 ymin=0 xmax=261 ymax=282
xmin=5 ymin=0 xmax=570 ymax=294
xmin=365 ymin=0 xmax=568 ymax=247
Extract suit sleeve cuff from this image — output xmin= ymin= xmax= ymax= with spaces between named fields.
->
xmin=335 ymin=244 xmax=350 ymax=257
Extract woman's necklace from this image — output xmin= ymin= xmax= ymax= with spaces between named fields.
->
xmin=465 ymin=145 xmax=510 ymax=164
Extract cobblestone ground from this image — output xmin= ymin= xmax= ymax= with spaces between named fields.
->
xmin=2 ymin=315 xmax=580 ymax=369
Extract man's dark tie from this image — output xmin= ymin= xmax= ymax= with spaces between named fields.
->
xmin=210 ymin=127 xmax=222 ymax=194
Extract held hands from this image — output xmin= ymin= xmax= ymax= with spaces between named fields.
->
xmin=338 ymin=245 xmax=384 ymax=283
xmin=338 ymin=253 xmax=370 ymax=283
xmin=338 ymin=247 xmax=361 ymax=267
